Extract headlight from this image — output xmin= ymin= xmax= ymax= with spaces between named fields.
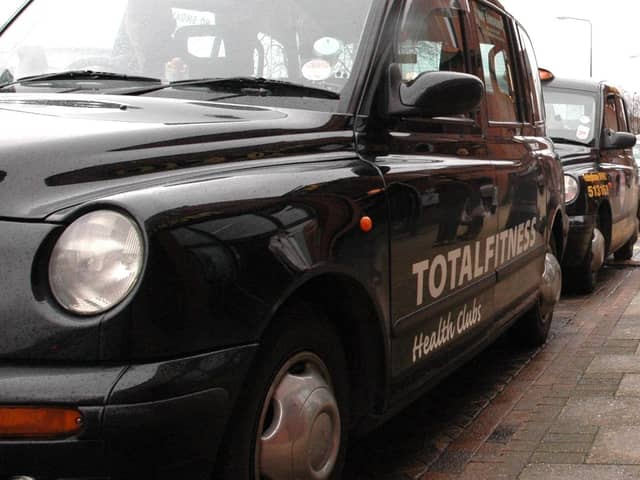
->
xmin=49 ymin=210 xmax=144 ymax=316
xmin=564 ymin=175 xmax=579 ymax=204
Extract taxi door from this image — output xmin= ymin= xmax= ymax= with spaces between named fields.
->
xmin=471 ymin=4 xmax=549 ymax=317
xmin=600 ymin=90 xmax=638 ymax=250
xmin=372 ymin=0 xmax=499 ymax=383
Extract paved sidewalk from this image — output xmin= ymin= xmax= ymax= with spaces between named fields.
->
xmin=346 ymin=249 xmax=640 ymax=479
xmin=423 ymin=263 xmax=640 ymax=479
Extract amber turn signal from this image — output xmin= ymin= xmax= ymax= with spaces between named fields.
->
xmin=360 ymin=216 xmax=374 ymax=233
xmin=539 ymin=68 xmax=555 ymax=82
xmin=0 ymin=406 xmax=83 ymax=439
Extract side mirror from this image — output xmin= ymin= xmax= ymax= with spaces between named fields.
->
xmin=387 ymin=64 xmax=484 ymax=117
xmin=602 ymin=129 xmax=637 ymax=150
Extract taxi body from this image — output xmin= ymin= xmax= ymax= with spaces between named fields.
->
xmin=0 ymin=0 xmax=566 ymax=478
xmin=544 ymin=77 xmax=639 ymax=292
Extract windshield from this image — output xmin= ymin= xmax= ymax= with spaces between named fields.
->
xmin=544 ymin=87 xmax=598 ymax=145
xmin=0 ymin=0 xmax=374 ymax=98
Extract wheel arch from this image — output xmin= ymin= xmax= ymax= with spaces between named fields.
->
xmin=267 ymin=272 xmax=389 ymax=429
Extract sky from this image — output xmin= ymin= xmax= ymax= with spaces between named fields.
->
xmin=0 ymin=0 xmax=22 ymax=25
xmin=501 ymin=0 xmax=640 ymax=92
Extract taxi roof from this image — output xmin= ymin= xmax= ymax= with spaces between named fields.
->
xmin=542 ymin=76 xmax=619 ymax=95
xmin=486 ymin=0 xmax=506 ymax=9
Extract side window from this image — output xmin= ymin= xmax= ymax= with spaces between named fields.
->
xmin=397 ymin=1 xmax=467 ymax=82
xmin=518 ymin=26 xmax=543 ymax=124
xmin=472 ymin=2 xmax=518 ymax=122
xmin=615 ymin=96 xmax=630 ymax=132
xmin=626 ymin=92 xmax=640 ymax=134
xmin=604 ymin=95 xmax=620 ymax=131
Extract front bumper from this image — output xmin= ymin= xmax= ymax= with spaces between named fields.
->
xmin=562 ymin=215 xmax=595 ymax=268
xmin=0 ymin=345 xmax=257 ymax=479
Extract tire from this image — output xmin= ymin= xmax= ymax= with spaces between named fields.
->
xmin=215 ymin=302 xmax=349 ymax=480
xmin=511 ymin=235 xmax=559 ymax=347
xmin=565 ymin=217 xmax=606 ymax=294
xmin=614 ymin=232 xmax=637 ymax=261
xmin=566 ymin=247 xmax=598 ymax=294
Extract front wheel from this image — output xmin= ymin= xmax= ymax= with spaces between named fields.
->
xmin=565 ymin=226 xmax=606 ymax=294
xmin=216 ymin=303 xmax=349 ymax=480
xmin=565 ymin=247 xmax=598 ymax=294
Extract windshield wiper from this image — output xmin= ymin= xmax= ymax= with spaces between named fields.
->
xmin=168 ymin=76 xmax=340 ymax=100
xmin=550 ymin=137 xmax=590 ymax=147
xmin=0 ymin=70 xmax=162 ymax=89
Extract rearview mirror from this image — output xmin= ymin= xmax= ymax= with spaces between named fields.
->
xmin=602 ymin=129 xmax=636 ymax=150
xmin=386 ymin=64 xmax=484 ymax=117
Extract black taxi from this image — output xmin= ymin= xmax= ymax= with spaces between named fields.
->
xmin=543 ymin=75 xmax=639 ymax=292
xmin=0 ymin=0 xmax=566 ymax=478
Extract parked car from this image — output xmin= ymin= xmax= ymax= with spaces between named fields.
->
xmin=543 ymin=75 xmax=639 ymax=292
xmin=0 ymin=0 xmax=566 ymax=478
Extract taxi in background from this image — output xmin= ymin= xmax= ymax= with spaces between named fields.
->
xmin=543 ymin=72 xmax=639 ymax=292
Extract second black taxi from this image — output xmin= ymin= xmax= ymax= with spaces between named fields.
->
xmin=543 ymin=74 xmax=639 ymax=292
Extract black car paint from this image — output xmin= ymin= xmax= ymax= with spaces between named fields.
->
xmin=0 ymin=95 xmax=392 ymax=477
xmin=0 ymin=348 xmax=253 ymax=478
xmin=0 ymin=0 xmax=567 ymax=477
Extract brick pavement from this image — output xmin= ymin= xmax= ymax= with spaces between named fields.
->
xmin=346 ymin=251 xmax=640 ymax=479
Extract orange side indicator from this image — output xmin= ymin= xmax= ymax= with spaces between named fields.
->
xmin=360 ymin=216 xmax=373 ymax=233
xmin=0 ymin=406 xmax=83 ymax=439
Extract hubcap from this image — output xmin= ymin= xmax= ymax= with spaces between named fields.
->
xmin=591 ymin=228 xmax=606 ymax=272
xmin=256 ymin=352 xmax=340 ymax=480
xmin=540 ymin=251 xmax=562 ymax=315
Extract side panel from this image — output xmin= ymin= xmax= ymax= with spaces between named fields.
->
xmin=472 ymin=1 xmax=547 ymax=315
xmin=380 ymin=149 xmax=498 ymax=380
xmin=600 ymin=91 xmax=639 ymax=251
xmin=81 ymin=154 xmax=390 ymax=361
xmin=492 ymin=139 xmax=549 ymax=314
